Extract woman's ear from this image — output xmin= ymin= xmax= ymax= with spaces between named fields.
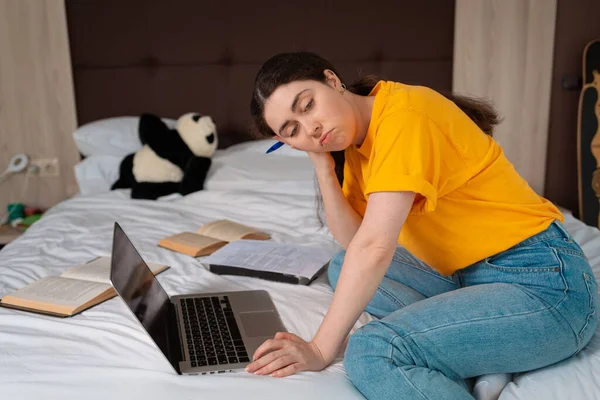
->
xmin=323 ymin=69 xmax=340 ymax=90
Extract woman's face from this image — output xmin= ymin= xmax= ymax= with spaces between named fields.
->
xmin=263 ymin=74 xmax=357 ymax=152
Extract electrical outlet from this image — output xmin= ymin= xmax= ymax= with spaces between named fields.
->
xmin=29 ymin=158 xmax=60 ymax=177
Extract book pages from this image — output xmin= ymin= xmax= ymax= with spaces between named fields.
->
xmin=201 ymin=240 xmax=336 ymax=279
xmin=197 ymin=219 xmax=267 ymax=242
xmin=2 ymin=276 xmax=111 ymax=308
xmin=61 ymin=256 xmax=167 ymax=284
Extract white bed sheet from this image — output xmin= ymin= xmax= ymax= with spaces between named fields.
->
xmin=0 ymin=181 xmax=370 ymax=399
xmin=1 ymin=150 xmax=600 ymax=400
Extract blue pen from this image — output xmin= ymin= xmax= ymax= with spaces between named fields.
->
xmin=265 ymin=141 xmax=284 ymax=154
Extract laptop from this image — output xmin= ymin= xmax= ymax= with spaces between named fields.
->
xmin=109 ymin=222 xmax=287 ymax=375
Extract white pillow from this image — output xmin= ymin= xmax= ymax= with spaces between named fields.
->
xmin=73 ymin=147 xmax=320 ymax=198
xmin=74 ymin=155 xmax=122 ymax=195
xmin=73 ymin=116 xmax=177 ymax=157
xmin=206 ymin=149 xmax=317 ymax=196
xmin=221 ymin=139 xmax=308 ymax=157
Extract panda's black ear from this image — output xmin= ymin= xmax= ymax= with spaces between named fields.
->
xmin=139 ymin=113 xmax=170 ymax=145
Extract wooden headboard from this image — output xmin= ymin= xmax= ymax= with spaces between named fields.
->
xmin=64 ymin=0 xmax=455 ymax=148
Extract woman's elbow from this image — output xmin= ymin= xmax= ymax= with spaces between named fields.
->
xmin=348 ymin=238 xmax=397 ymax=268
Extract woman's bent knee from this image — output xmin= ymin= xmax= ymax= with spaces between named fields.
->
xmin=344 ymin=322 xmax=392 ymax=380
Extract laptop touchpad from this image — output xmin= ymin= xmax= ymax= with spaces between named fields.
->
xmin=239 ymin=311 xmax=278 ymax=337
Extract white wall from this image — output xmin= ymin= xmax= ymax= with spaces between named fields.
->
xmin=453 ymin=0 xmax=558 ymax=195
xmin=0 ymin=0 xmax=79 ymax=212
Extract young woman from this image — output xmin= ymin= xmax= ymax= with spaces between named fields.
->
xmin=245 ymin=51 xmax=598 ymax=400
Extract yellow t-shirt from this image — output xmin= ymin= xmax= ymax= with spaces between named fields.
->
xmin=342 ymin=80 xmax=564 ymax=276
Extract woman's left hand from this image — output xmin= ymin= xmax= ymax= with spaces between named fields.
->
xmin=245 ymin=332 xmax=329 ymax=378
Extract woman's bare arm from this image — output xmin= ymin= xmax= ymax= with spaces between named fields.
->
xmin=309 ymin=152 xmax=362 ymax=249
xmin=312 ymin=190 xmax=416 ymax=362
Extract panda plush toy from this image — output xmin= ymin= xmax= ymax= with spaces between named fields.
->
xmin=111 ymin=112 xmax=218 ymax=200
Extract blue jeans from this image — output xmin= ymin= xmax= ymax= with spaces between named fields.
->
xmin=327 ymin=221 xmax=598 ymax=400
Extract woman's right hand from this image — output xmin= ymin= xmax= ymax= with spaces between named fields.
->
xmin=307 ymin=151 xmax=335 ymax=172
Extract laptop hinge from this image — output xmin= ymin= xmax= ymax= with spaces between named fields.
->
xmin=167 ymin=301 xmax=184 ymax=374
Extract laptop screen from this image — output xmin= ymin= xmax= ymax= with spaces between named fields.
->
xmin=110 ymin=223 xmax=172 ymax=360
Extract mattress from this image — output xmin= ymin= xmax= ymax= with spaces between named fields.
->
xmin=1 ymin=147 xmax=599 ymax=400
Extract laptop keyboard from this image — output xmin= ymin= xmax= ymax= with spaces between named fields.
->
xmin=180 ymin=296 xmax=250 ymax=368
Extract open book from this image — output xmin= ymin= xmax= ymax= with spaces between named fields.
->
xmin=0 ymin=256 xmax=168 ymax=318
xmin=201 ymin=240 xmax=338 ymax=285
xmin=158 ymin=219 xmax=270 ymax=257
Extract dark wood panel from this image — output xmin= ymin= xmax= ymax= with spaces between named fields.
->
xmin=65 ymin=0 xmax=455 ymax=147
xmin=545 ymin=0 xmax=600 ymax=217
